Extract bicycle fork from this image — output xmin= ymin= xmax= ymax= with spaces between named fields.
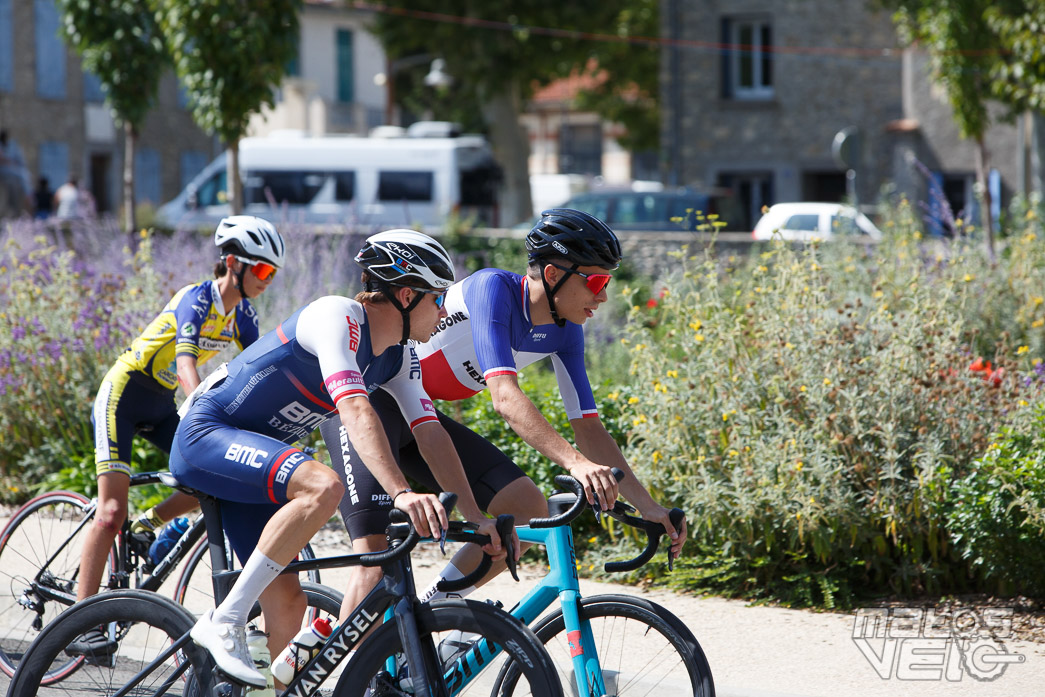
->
xmin=559 ymin=590 xmax=609 ymax=697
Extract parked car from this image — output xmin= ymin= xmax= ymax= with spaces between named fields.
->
xmin=752 ymin=202 xmax=882 ymax=242
xmin=518 ymin=187 xmax=744 ymax=232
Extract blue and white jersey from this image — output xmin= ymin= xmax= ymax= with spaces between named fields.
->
xmin=185 ymin=296 xmax=439 ymax=444
xmin=414 ymin=268 xmax=598 ymax=420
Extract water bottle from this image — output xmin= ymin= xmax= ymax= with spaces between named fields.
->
xmin=147 ymin=517 xmax=189 ymax=565
xmin=271 ymin=618 xmax=333 ymax=685
xmin=245 ymin=628 xmax=276 ymax=697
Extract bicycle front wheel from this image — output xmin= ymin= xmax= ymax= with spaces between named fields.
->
xmin=7 ymin=589 xmax=216 ymax=697
xmin=334 ymin=598 xmax=563 ymax=697
xmin=0 ymin=491 xmax=116 ymax=682
xmin=494 ymin=594 xmax=714 ymax=697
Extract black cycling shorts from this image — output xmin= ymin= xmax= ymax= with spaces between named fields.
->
xmin=319 ymin=388 xmax=526 ymax=540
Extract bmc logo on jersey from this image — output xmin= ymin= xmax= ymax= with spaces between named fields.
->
xmin=274 ymin=452 xmax=306 ymax=485
xmin=278 ymin=401 xmax=328 ymax=429
xmin=346 ymin=316 xmax=360 ymax=352
xmin=225 ymin=443 xmax=269 ymax=469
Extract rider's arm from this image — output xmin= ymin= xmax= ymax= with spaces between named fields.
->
xmin=572 ymin=416 xmax=687 ymax=558
xmin=412 ymin=422 xmax=484 ymax=521
xmin=176 ymin=355 xmax=201 ymax=395
xmin=487 ymin=373 xmax=618 ymax=508
xmin=336 ymin=396 xmax=447 ymax=537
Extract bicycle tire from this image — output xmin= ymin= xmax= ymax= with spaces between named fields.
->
xmin=6 ymin=588 xmax=217 ymax=697
xmin=493 ymin=594 xmax=714 ymax=697
xmin=0 ymin=491 xmax=117 ymax=682
xmin=333 ymin=598 xmax=563 ymax=697
xmin=172 ymin=536 xmax=322 ymax=618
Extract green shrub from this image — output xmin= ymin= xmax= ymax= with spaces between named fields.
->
xmin=613 ymin=200 xmax=1045 ymax=604
xmin=949 ymin=404 xmax=1045 ymax=596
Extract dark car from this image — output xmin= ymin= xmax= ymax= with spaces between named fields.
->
xmin=546 ymin=187 xmax=744 ymax=232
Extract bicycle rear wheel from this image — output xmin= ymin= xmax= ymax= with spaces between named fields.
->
xmin=334 ymin=598 xmax=563 ymax=697
xmin=494 ymin=594 xmax=714 ymax=697
xmin=6 ymin=589 xmax=217 ymax=697
xmin=0 ymin=491 xmax=116 ymax=682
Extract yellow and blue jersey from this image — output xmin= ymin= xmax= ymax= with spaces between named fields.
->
xmin=116 ymin=279 xmax=260 ymax=391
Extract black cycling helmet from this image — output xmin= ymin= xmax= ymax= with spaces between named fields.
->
xmin=525 ymin=208 xmax=622 ymax=270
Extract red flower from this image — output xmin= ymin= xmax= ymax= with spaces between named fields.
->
xmin=646 ymin=298 xmax=658 ymax=309
xmin=969 ymin=357 xmax=986 ymax=372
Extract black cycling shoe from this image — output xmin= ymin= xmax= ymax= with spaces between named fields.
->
xmin=65 ymin=627 xmax=118 ymax=667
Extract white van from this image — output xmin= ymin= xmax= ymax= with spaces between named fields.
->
xmin=155 ymin=123 xmax=500 ymax=230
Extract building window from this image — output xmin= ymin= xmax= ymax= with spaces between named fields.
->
xmin=179 ymin=150 xmax=209 ymax=191
xmin=286 ymin=33 xmax=300 ymax=77
xmin=134 ymin=147 xmax=161 ymax=205
xmin=717 ymin=172 xmax=773 ymax=231
xmin=802 ymin=171 xmax=847 ymax=202
xmin=83 ymin=72 xmax=105 ymax=103
xmin=336 ymin=29 xmax=354 ymax=103
xmin=722 ymin=17 xmax=773 ymax=100
xmin=35 ymin=0 xmax=66 ymax=99
xmin=39 ymin=141 xmax=69 ymax=192
xmin=0 ymin=0 xmax=12 ymax=92
xmin=559 ymin=124 xmax=602 ymax=176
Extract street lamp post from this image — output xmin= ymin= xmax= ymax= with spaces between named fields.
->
xmin=374 ymin=55 xmax=452 ymax=126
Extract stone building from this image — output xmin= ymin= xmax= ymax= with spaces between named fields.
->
xmin=660 ymin=0 xmax=1043 ymax=232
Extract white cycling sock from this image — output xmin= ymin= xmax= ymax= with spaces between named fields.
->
xmin=419 ymin=562 xmax=476 ymax=602
xmin=212 ymin=550 xmax=284 ymax=626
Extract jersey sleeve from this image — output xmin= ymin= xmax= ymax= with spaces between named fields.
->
xmin=294 ymin=297 xmax=369 ymax=406
xmin=382 ymin=346 xmax=441 ymax=430
xmin=234 ymin=301 xmax=261 ymax=350
xmin=466 ymin=273 xmax=520 ymax=381
xmin=551 ymin=324 xmax=598 ymax=420
xmin=172 ymin=284 xmax=209 ymax=359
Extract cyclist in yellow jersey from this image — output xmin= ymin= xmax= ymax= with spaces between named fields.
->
xmin=68 ymin=216 xmax=286 ymax=658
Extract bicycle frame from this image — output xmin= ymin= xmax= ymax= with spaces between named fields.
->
xmin=440 ymin=522 xmax=608 ymax=697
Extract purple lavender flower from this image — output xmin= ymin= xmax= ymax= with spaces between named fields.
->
xmin=11 ymin=325 xmax=25 ymax=341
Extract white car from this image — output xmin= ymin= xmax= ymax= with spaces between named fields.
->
xmin=752 ymin=202 xmax=882 ymax=242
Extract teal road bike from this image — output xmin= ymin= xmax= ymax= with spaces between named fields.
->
xmin=362 ymin=471 xmax=714 ymax=697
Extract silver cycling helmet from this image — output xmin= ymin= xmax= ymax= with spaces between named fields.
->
xmin=214 ymin=215 xmax=286 ymax=268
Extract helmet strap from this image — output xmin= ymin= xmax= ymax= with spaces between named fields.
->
xmin=541 ymin=262 xmax=574 ymax=328
xmin=229 ymin=255 xmax=252 ymax=299
xmin=375 ymin=283 xmax=425 ymax=344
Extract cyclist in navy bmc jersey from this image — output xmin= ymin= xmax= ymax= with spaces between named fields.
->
xmin=320 ymin=208 xmax=687 ymax=619
xmin=169 ymin=230 xmax=506 ymax=688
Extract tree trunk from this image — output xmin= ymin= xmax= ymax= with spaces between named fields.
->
xmin=229 ymin=139 xmax=243 ymax=215
xmin=1034 ymin=111 xmax=1045 ymax=199
xmin=483 ymin=86 xmax=532 ymax=227
xmin=974 ymin=135 xmax=995 ymax=262
xmin=123 ymin=123 xmax=137 ymax=235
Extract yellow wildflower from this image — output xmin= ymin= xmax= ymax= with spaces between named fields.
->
xmin=1017 ymin=346 xmax=1030 ymax=355
xmin=627 ymin=397 xmax=640 ymax=404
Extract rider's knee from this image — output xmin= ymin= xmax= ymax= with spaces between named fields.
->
xmin=95 ymin=497 xmax=127 ymax=532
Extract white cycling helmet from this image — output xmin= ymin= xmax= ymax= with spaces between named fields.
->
xmin=355 ymin=229 xmax=455 ymax=290
xmin=214 ymin=215 xmax=286 ymax=268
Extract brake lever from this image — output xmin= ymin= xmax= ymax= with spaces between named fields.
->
xmin=495 ymin=514 xmax=519 ymax=582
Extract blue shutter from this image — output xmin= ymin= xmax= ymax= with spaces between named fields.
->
xmin=180 ymin=150 xmax=209 ymax=191
xmin=336 ymin=29 xmax=354 ymax=103
xmin=83 ymin=71 xmax=105 ymax=103
xmin=34 ymin=0 xmax=65 ymax=98
xmin=0 ymin=0 xmax=12 ymax=92
xmin=177 ymin=81 xmax=190 ymax=110
xmin=135 ymin=147 xmax=161 ymax=205
xmin=286 ymin=33 xmax=300 ymax=77
xmin=39 ymin=141 xmax=69 ymax=190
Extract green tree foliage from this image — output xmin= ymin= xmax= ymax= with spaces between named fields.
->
xmin=371 ymin=1 xmax=659 ymax=224
xmin=57 ymin=0 xmax=167 ymax=233
xmin=153 ymin=0 xmax=300 ymax=214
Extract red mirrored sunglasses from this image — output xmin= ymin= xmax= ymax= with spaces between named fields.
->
xmin=548 ymin=262 xmax=612 ymax=295
xmin=233 ymin=255 xmax=278 ymax=281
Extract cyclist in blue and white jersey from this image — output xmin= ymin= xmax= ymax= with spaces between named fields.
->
xmin=169 ymin=230 xmax=505 ymax=688
xmin=321 ymin=208 xmax=687 ymax=619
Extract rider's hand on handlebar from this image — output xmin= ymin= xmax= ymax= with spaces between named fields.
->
xmin=568 ymin=462 xmax=619 ymax=512
xmin=394 ymin=492 xmax=449 ymax=539
xmin=471 ymin=518 xmax=517 ymax=563
xmin=640 ymin=504 xmax=687 ymax=560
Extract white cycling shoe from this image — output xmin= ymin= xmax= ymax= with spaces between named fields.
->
xmin=190 ymin=609 xmax=266 ymax=688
